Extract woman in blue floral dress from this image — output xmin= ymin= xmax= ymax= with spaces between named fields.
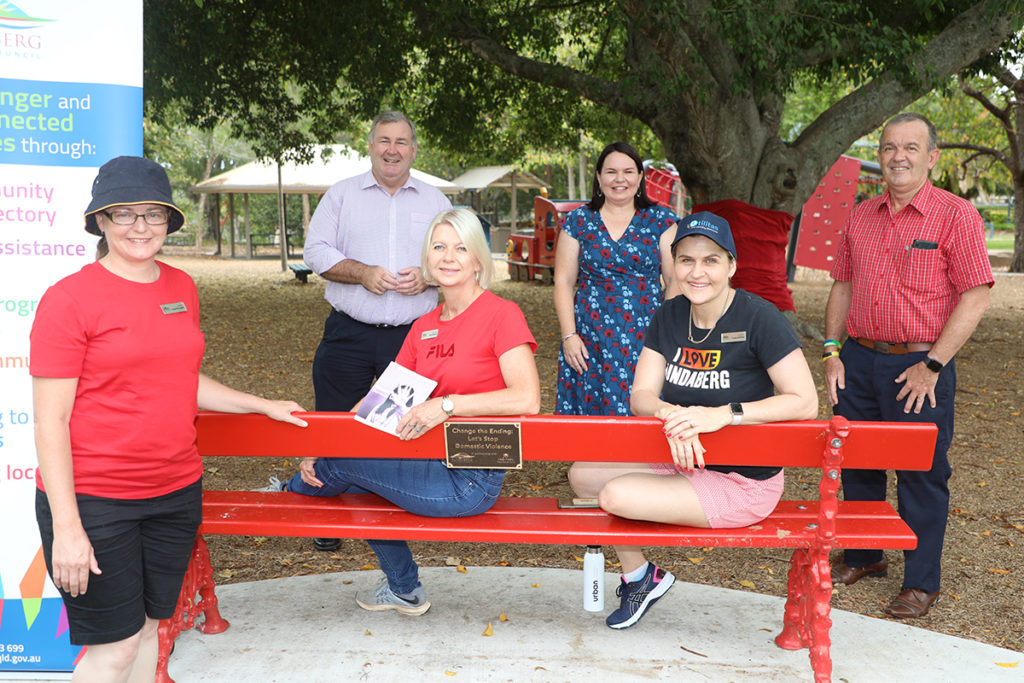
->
xmin=554 ymin=142 xmax=679 ymax=415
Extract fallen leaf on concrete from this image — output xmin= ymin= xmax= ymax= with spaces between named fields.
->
xmin=457 ymin=565 xmax=468 ymax=574
xmin=482 ymin=622 xmax=493 ymax=636
xmin=499 ymin=613 xmax=509 ymax=622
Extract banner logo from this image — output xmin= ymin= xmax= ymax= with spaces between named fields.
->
xmin=0 ymin=2 xmax=53 ymax=30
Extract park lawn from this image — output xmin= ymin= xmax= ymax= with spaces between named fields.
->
xmin=986 ymin=233 xmax=1014 ymax=250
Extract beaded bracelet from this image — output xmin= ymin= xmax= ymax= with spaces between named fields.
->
xmin=561 ymin=332 xmax=578 ymax=343
xmin=823 ymin=338 xmax=842 ymax=349
xmin=822 ymin=351 xmax=840 ymax=361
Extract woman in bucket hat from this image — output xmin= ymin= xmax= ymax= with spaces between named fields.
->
xmin=29 ymin=156 xmax=308 ymax=681
xmin=568 ymin=211 xmax=818 ymax=630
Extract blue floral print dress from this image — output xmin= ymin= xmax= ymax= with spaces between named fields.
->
xmin=556 ymin=204 xmax=678 ymax=415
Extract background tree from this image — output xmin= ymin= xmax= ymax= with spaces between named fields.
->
xmin=144 ymin=110 xmax=252 ymax=249
xmin=145 ymin=1 xmax=1023 ymax=219
xmin=936 ymin=60 xmax=1024 ymax=272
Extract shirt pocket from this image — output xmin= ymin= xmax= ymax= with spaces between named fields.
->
xmin=410 ymin=212 xmax=434 ymax=242
xmin=898 ymin=245 xmax=945 ymax=294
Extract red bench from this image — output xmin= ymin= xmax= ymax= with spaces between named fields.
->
xmin=157 ymin=413 xmax=936 ymax=683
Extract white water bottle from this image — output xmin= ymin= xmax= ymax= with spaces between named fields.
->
xmin=583 ymin=546 xmax=605 ymax=612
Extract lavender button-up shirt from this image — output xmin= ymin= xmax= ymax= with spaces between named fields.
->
xmin=304 ymin=170 xmax=452 ymax=326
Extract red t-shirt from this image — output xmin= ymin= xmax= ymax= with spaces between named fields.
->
xmin=395 ymin=291 xmax=537 ymax=396
xmin=30 ymin=261 xmax=206 ymax=499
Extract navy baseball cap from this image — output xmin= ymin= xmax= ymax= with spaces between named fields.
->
xmin=670 ymin=211 xmax=736 ymax=259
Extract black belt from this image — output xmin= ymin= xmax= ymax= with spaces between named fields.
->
xmin=334 ymin=309 xmax=410 ymax=329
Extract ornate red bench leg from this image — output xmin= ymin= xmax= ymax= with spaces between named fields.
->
xmin=806 ymin=547 xmax=834 ymax=683
xmin=776 ymin=547 xmax=812 ymax=650
xmin=775 ymin=417 xmax=848 ymax=682
xmin=192 ymin=535 xmax=230 ymax=633
xmin=155 ymin=535 xmax=230 ymax=683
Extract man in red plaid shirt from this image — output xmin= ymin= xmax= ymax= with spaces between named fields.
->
xmin=823 ymin=112 xmax=994 ymax=619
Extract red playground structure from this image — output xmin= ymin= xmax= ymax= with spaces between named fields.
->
xmin=506 ymin=165 xmax=689 ymax=283
xmin=505 ymin=156 xmax=880 ymax=298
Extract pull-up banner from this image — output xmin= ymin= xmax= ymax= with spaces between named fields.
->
xmin=0 ymin=1 xmax=142 ymax=673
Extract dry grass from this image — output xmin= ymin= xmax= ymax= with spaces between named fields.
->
xmin=163 ymin=252 xmax=1024 ymax=652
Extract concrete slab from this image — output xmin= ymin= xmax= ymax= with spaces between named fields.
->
xmin=4 ymin=567 xmax=1019 ymax=682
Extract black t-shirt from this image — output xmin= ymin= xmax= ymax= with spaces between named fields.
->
xmin=644 ymin=289 xmax=801 ymax=479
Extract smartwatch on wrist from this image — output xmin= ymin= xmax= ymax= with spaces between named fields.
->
xmin=924 ymin=357 xmax=944 ymax=373
xmin=729 ymin=402 xmax=743 ymax=426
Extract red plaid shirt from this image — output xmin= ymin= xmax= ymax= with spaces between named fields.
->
xmin=830 ymin=182 xmax=993 ymax=342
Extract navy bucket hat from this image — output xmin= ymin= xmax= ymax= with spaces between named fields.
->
xmin=84 ymin=156 xmax=185 ymax=236
xmin=670 ymin=211 xmax=737 ymax=259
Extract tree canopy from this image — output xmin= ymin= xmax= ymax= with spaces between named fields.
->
xmin=145 ymin=0 xmax=1023 ymax=215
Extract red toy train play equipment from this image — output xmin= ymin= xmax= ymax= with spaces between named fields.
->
xmin=506 ymin=164 xmax=689 ymax=282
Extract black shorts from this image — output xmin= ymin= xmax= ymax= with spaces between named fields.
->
xmin=35 ymin=479 xmax=202 ymax=646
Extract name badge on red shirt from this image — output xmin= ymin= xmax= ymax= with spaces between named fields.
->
xmin=421 ymin=329 xmax=439 ymax=340
xmin=161 ymin=302 xmax=187 ymax=314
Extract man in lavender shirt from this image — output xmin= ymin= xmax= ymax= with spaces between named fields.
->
xmin=304 ymin=113 xmax=452 ymax=537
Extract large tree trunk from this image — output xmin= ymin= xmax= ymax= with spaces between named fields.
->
xmin=437 ymin=1 xmax=1018 ymax=217
xmin=1011 ymin=80 xmax=1024 ymax=274
xmin=1012 ymin=181 xmax=1024 ymax=273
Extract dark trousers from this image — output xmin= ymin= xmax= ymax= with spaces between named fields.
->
xmin=312 ymin=309 xmax=412 ymax=411
xmin=834 ymin=340 xmax=955 ymax=594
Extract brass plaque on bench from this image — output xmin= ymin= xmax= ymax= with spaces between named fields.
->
xmin=443 ymin=422 xmax=522 ymax=469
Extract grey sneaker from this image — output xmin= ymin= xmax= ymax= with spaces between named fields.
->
xmin=252 ymin=476 xmax=285 ymax=492
xmin=606 ymin=563 xmax=675 ymax=629
xmin=355 ymin=577 xmax=430 ymax=616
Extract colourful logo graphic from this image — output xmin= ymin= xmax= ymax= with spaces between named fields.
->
xmin=0 ymin=545 xmax=84 ymax=672
xmin=678 ymin=347 xmax=721 ymax=370
xmin=0 ymin=1 xmax=53 ymax=30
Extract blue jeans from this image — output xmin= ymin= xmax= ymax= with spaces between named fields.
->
xmin=286 ymin=458 xmax=505 ymax=594
xmin=834 ymin=341 xmax=955 ymax=594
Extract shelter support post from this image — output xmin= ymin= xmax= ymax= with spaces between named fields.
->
xmin=228 ymin=193 xmax=236 ymax=258
xmin=244 ymin=195 xmax=252 ymax=259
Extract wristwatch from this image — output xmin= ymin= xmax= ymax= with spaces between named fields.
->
xmin=924 ymin=357 xmax=944 ymax=373
xmin=729 ymin=402 xmax=743 ymax=426
xmin=441 ymin=395 xmax=455 ymax=418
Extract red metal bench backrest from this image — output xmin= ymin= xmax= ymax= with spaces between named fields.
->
xmin=195 ymin=413 xmax=936 ymax=471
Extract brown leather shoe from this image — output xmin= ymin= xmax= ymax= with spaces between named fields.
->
xmin=885 ymin=588 xmax=940 ymax=618
xmin=830 ymin=560 xmax=888 ymax=585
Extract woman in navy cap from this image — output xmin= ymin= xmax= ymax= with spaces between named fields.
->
xmin=569 ymin=211 xmax=817 ymax=630
xmin=29 ymin=156 xmax=307 ymax=681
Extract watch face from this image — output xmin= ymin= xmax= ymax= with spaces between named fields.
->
xmin=926 ymin=359 xmax=943 ymax=373
xmin=442 ymin=397 xmax=454 ymax=412
xmin=730 ymin=402 xmax=743 ymax=415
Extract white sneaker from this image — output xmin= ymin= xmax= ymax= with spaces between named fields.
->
xmin=356 ymin=577 xmax=431 ymax=616
xmin=252 ymin=476 xmax=285 ymax=492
